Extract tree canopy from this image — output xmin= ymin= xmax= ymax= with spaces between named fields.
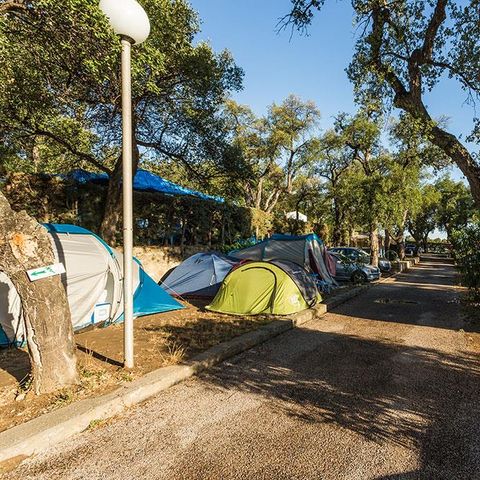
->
xmin=284 ymin=0 xmax=480 ymax=208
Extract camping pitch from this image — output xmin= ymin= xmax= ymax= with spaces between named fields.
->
xmin=206 ymin=260 xmax=319 ymax=316
xmin=0 ymin=224 xmax=183 ymax=346
xmin=160 ymin=252 xmax=237 ymax=298
xmin=229 ymin=233 xmax=336 ymax=286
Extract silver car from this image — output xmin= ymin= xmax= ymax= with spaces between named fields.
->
xmin=329 ymin=251 xmax=381 ymax=283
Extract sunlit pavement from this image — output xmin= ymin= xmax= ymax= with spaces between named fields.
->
xmin=5 ymin=256 xmax=480 ymax=480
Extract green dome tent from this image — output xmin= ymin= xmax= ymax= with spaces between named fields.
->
xmin=206 ymin=260 xmax=320 ymax=316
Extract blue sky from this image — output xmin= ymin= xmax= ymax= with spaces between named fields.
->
xmin=189 ymin=0 xmax=477 ymax=185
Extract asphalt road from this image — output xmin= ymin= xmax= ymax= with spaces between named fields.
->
xmin=5 ymin=256 xmax=480 ymax=480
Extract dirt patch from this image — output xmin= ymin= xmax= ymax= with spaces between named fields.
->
xmin=0 ymin=299 xmax=271 ymax=433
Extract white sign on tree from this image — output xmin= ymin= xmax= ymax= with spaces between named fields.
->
xmin=27 ymin=263 xmax=66 ymax=282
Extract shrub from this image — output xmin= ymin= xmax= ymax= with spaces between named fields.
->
xmin=451 ymin=222 xmax=480 ymax=298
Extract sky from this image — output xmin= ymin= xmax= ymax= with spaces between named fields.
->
xmin=188 ymin=0 xmax=478 ymax=186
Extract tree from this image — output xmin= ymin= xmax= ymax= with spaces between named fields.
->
xmin=285 ymin=0 xmax=480 ymax=208
xmin=407 ymin=184 xmax=441 ymax=252
xmin=0 ymin=192 xmax=78 ymax=394
xmin=435 ymin=176 xmax=475 ymax=240
xmin=0 ymin=0 xmax=79 ymax=395
xmin=226 ymin=95 xmax=321 ymax=215
xmin=333 ymin=109 xmax=386 ymax=266
xmin=314 ymin=129 xmax=354 ymax=244
xmin=276 ymin=174 xmax=328 ymax=236
xmin=385 ymin=113 xmax=443 ymax=258
xmin=1 ymin=0 xmax=243 ymax=244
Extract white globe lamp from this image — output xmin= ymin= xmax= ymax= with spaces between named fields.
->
xmin=99 ymin=0 xmax=150 ymax=44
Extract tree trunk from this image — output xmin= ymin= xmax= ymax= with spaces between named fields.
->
xmin=369 ymin=224 xmax=379 ymax=267
xmin=100 ymin=144 xmax=140 ymax=246
xmin=180 ymin=219 xmax=187 ymax=255
xmin=398 ymin=239 xmax=406 ymax=260
xmin=422 ymin=235 xmax=429 ymax=253
xmin=332 ymin=197 xmax=343 ymax=246
xmin=99 ymin=160 xmax=123 ymax=246
xmin=0 ymin=192 xmax=78 ymax=394
xmin=384 ymin=229 xmax=391 ymax=253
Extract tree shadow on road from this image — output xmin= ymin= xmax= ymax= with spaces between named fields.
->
xmin=201 ymin=328 xmax=480 ymax=479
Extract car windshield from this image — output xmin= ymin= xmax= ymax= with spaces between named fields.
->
xmin=332 ymin=252 xmax=354 ymax=264
xmin=359 ymin=253 xmax=370 ymax=263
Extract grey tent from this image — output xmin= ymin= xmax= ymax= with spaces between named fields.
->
xmin=160 ymin=252 xmax=237 ymax=297
xmin=229 ymin=233 xmax=336 ymax=286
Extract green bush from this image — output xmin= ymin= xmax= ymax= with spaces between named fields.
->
xmin=451 ymin=222 xmax=480 ymax=298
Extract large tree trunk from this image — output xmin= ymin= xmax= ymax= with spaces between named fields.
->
xmin=396 ymin=93 xmax=480 ymax=209
xmin=369 ymin=224 xmax=379 ymax=267
xmin=100 ymin=160 xmax=123 ymax=246
xmin=398 ymin=238 xmax=406 ymax=261
xmin=0 ymin=192 xmax=78 ymax=394
xmin=422 ymin=236 xmax=429 ymax=253
xmin=100 ymin=144 xmax=140 ymax=246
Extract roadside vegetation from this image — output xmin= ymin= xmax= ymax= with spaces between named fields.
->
xmin=452 ymin=222 xmax=480 ymax=299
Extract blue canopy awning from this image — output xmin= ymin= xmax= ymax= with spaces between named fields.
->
xmin=62 ymin=169 xmax=224 ymax=204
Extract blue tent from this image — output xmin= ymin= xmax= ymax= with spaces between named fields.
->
xmin=62 ymin=169 xmax=224 ymax=203
xmin=0 ymin=224 xmax=183 ymax=346
xmin=160 ymin=252 xmax=237 ymax=298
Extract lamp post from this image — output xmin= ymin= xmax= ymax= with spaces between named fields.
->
xmin=99 ymin=0 xmax=150 ymax=368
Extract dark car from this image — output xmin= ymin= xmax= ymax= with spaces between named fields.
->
xmin=405 ymin=244 xmax=416 ymax=256
xmin=329 ymin=251 xmax=381 ymax=283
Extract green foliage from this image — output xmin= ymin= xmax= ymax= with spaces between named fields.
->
xmin=0 ymin=0 xmax=243 ymax=180
xmin=224 ymin=95 xmax=321 ymax=214
xmin=407 ymin=183 xmax=441 ymax=246
xmin=435 ymin=176 xmax=475 ymax=238
xmin=451 ymin=222 xmax=480 ymax=297
xmin=218 ymin=237 xmax=257 ymax=255
xmin=250 ymin=208 xmax=273 ymax=238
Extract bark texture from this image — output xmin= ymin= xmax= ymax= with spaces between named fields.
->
xmin=100 ymin=161 xmax=123 ymax=246
xmin=369 ymin=225 xmax=380 ymax=267
xmin=0 ymin=192 xmax=78 ymax=394
xmin=99 ymin=145 xmax=139 ymax=246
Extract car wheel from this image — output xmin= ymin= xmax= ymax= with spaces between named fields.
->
xmin=351 ymin=270 xmax=367 ymax=284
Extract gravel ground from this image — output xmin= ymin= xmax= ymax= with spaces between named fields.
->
xmin=4 ymin=256 xmax=480 ymax=480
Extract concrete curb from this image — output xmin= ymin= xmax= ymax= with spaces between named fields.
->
xmin=0 ymin=305 xmax=326 ymax=463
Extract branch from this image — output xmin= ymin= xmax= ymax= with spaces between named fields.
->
xmin=407 ymin=0 xmax=447 ymax=97
xmin=428 ymin=60 xmax=479 ymax=93
xmin=0 ymin=0 xmax=27 ymax=15
xmin=369 ymin=6 xmax=408 ymax=98
xmin=21 ymin=126 xmax=112 ymax=174
xmin=136 ymin=139 xmax=207 ymax=181
xmin=420 ymin=0 xmax=447 ymax=62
